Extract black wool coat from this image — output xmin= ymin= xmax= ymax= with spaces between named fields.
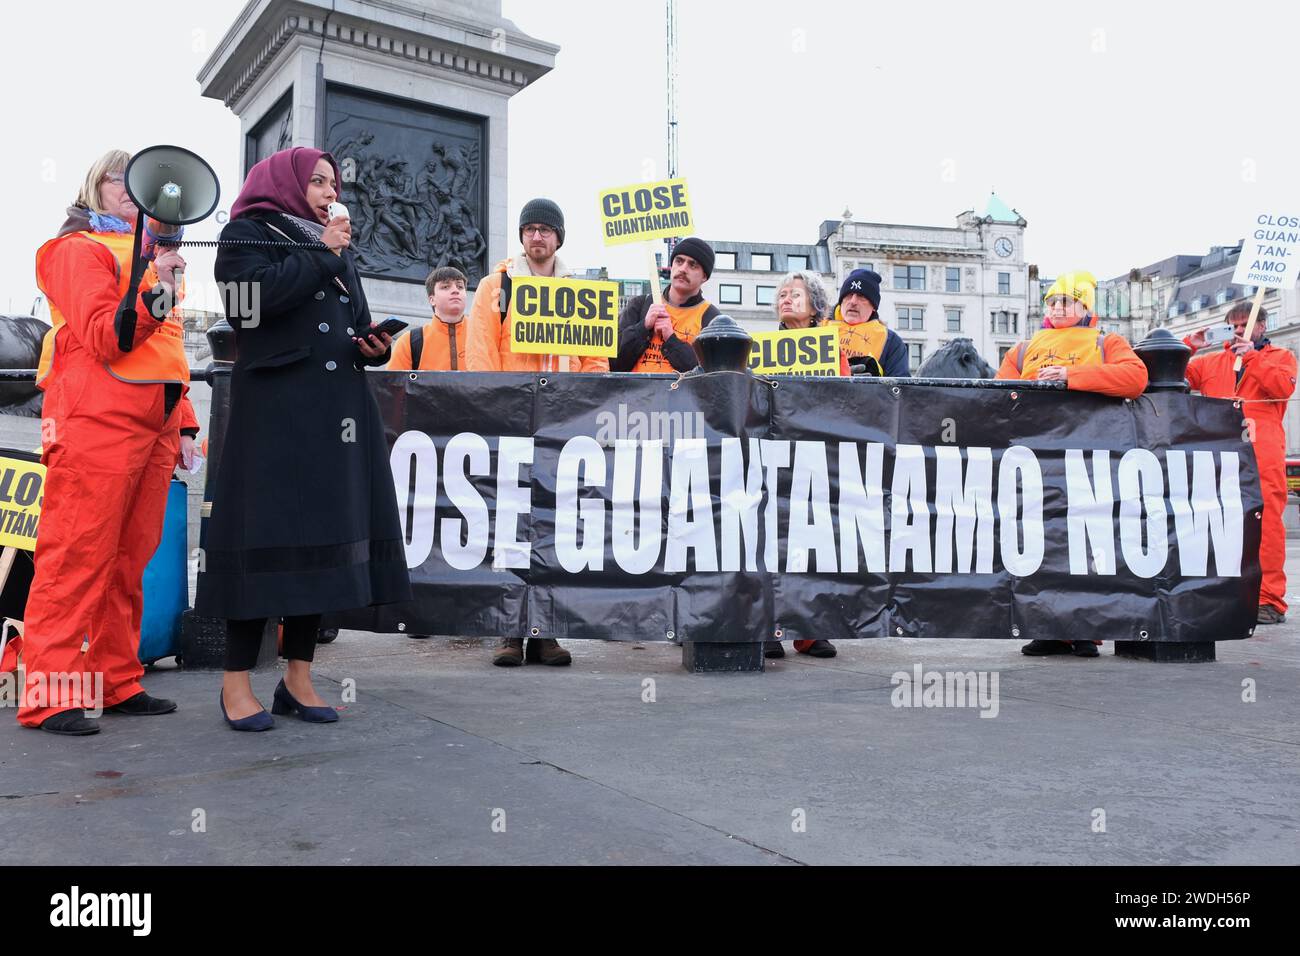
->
xmin=194 ymin=213 xmax=412 ymax=620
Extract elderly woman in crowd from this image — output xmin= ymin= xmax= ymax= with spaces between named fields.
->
xmin=764 ymin=269 xmax=842 ymax=661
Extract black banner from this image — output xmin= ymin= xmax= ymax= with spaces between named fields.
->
xmin=335 ymin=372 xmax=1263 ymax=644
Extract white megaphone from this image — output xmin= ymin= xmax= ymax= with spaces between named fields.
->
xmin=117 ymin=145 xmax=221 ymax=350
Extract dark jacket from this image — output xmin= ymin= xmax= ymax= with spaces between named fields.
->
xmin=877 ymin=327 xmax=911 ymax=377
xmin=194 ymin=214 xmax=412 ymax=620
xmin=612 ymin=292 xmax=719 ymax=373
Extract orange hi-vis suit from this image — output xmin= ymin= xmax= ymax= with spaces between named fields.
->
xmin=15 ymin=223 xmax=198 ymax=725
xmin=1184 ymin=339 xmax=1297 ymax=614
xmin=467 ymin=257 xmax=610 ymax=374
xmin=387 ymin=314 xmax=467 ymax=371
xmin=995 ymin=325 xmax=1148 ymax=399
xmin=996 ymin=322 xmax=1147 ymax=647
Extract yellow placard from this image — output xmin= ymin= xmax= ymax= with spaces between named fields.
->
xmin=598 ymin=178 xmax=693 ymax=246
xmin=508 ymin=276 xmax=619 ymax=358
xmin=0 ymin=454 xmax=45 ymax=552
xmin=747 ymin=327 xmax=841 ymax=377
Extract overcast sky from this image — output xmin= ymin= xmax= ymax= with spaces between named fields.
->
xmin=2 ymin=0 xmax=1296 ymax=314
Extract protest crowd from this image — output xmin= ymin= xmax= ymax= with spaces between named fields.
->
xmin=6 ymin=144 xmax=1294 ymax=736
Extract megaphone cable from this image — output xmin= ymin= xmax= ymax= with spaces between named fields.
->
xmin=156 ymin=238 xmax=330 ymax=250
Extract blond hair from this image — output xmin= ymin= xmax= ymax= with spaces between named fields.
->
xmin=75 ymin=149 xmax=131 ymax=215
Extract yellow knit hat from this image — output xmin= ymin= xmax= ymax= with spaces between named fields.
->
xmin=1044 ymin=271 xmax=1097 ymax=313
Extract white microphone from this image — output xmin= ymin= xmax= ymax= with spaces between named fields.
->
xmin=326 ymin=202 xmax=349 ymax=255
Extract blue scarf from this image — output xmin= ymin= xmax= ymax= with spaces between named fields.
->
xmin=87 ymin=210 xmax=134 ymax=233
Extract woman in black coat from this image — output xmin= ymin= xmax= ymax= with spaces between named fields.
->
xmin=195 ymin=147 xmax=411 ymax=731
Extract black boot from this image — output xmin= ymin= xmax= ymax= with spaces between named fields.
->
xmin=106 ymin=692 xmax=177 ymax=715
xmin=40 ymin=709 xmax=100 ymax=736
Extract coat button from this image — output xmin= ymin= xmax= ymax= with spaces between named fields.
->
xmin=318 ymin=323 xmax=330 ymax=333
xmin=325 ymin=361 xmax=338 ymax=371
xmin=346 ymin=327 xmax=355 ymax=336
xmin=314 ymin=291 xmax=326 ymax=300
xmin=339 ymin=295 xmax=351 ymax=304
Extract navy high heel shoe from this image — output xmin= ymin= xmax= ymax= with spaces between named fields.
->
xmin=271 ymin=679 xmax=339 ymax=723
xmin=219 ymin=689 xmax=274 ymax=732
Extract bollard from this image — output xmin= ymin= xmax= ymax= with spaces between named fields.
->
xmin=681 ymin=316 xmax=765 ymax=673
xmin=1133 ymin=327 xmax=1192 ymax=392
xmin=691 ymin=314 xmax=753 ymax=372
xmin=179 ymin=318 xmax=277 ymax=669
xmin=1118 ymin=328 xmax=1214 ymax=662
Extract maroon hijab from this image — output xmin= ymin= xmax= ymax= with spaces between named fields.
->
xmin=230 ymin=147 xmax=342 ymax=222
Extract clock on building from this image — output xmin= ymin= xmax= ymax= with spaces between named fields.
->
xmin=994 ymin=237 xmax=1014 ymax=258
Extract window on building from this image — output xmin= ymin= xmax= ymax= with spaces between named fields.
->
xmin=998 ymin=345 xmax=1013 ymax=364
xmin=750 ymin=253 xmax=773 ymax=271
xmin=946 ymin=267 xmax=961 ymax=293
xmin=714 ymin=252 xmax=736 ymax=271
xmin=894 ymin=264 xmax=926 ymax=290
xmin=719 ymin=284 xmax=742 ymax=305
xmin=1267 ymin=312 xmax=1279 ymax=331
xmin=896 ymin=306 xmax=924 ymax=331
xmin=998 ymin=272 xmax=1011 ymax=295
xmin=945 ymin=308 xmax=962 ymax=332
xmin=787 ymin=254 xmax=809 ymax=272
xmin=756 ymin=285 xmax=775 ymax=307
xmin=991 ymin=310 xmax=1018 ymax=335
xmin=908 ymin=343 xmax=924 ymax=371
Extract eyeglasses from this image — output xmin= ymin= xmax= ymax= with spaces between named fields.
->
xmin=101 ymin=173 xmax=126 ymax=186
xmin=522 ymin=225 xmax=555 ymax=238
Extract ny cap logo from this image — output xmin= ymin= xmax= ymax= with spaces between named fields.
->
xmin=851 ymin=280 xmax=862 ymax=290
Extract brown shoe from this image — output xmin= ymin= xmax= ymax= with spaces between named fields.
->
xmin=492 ymin=638 xmax=524 ymax=667
xmin=1257 ymin=605 xmax=1287 ymax=625
xmin=525 ymin=638 xmax=572 ymax=666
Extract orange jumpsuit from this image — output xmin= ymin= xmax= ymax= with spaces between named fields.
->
xmin=466 ymin=257 xmax=610 ymax=374
xmin=996 ymin=323 xmax=1148 ymax=646
xmin=386 ymin=314 xmax=467 ymax=370
xmin=1184 ymin=340 xmax=1296 ymax=614
xmin=16 ymin=227 xmax=198 ymax=725
xmin=995 ymin=324 xmax=1148 ymax=399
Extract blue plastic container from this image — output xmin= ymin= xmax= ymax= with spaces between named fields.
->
xmin=138 ymin=480 xmax=188 ymax=665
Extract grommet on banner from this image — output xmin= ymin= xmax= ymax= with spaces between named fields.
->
xmin=1139 ymin=629 xmax=1149 ymax=640
xmin=666 ymin=629 xmax=676 ymax=640
xmin=1009 ymin=391 xmax=1020 ymax=400
xmin=891 ymin=386 xmax=900 ymax=396
xmin=538 ymin=377 xmax=548 ymax=386
xmin=529 ymin=626 xmax=540 ymax=636
xmin=408 ymin=373 xmax=417 ymax=381
xmin=397 ymin=623 xmax=406 ymax=632
xmin=895 ymin=626 xmax=904 ymax=635
xmin=774 ymin=627 xmax=784 ymax=639
xmin=1011 ymin=626 xmax=1020 ymax=637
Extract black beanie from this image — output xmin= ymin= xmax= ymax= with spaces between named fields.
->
xmin=838 ymin=268 xmax=882 ymax=310
xmin=518 ymin=198 xmax=565 ymax=248
xmin=671 ymin=237 xmax=715 ymax=278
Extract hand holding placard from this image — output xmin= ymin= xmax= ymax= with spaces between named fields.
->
xmin=1229 ymin=208 xmax=1300 ymax=373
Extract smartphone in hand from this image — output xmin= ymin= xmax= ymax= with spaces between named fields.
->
xmin=366 ymin=317 xmax=409 ymax=339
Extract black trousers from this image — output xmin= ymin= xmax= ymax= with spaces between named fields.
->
xmin=225 ymin=614 xmax=322 ymax=672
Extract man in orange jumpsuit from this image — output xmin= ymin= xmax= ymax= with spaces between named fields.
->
xmin=467 ymin=198 xmax=607 ymax=668
xmin=1184 ymin=302 xmax=1296 ymax=624
xmin=16 ymin=152 xmax=199 ymax=735
xmin=997 ymin=271 xmax=1148 ymax=657
xmin=387 ymin=266 xmax=470 ymax=371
